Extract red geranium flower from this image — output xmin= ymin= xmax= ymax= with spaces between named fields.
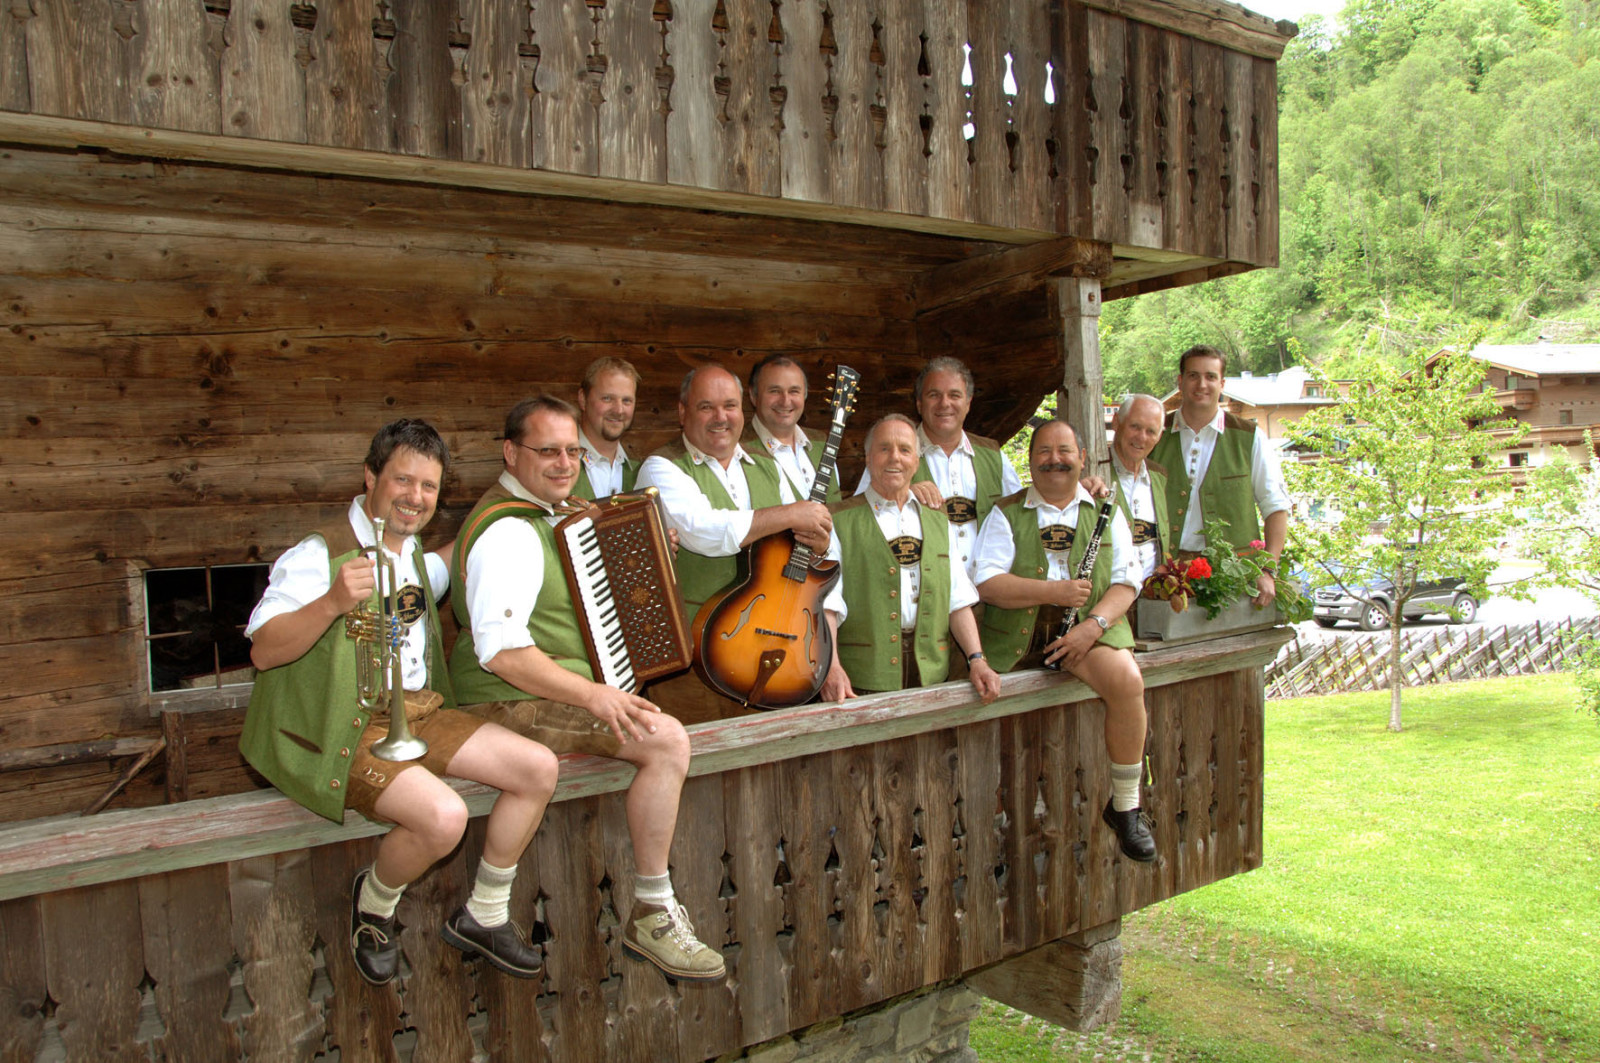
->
xmin=1185 ymin=557 xmax=1213 ymax=579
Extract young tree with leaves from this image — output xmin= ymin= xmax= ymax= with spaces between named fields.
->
xmin=1285 ymin=349 xmax=1526 ymax=731
xmin=1522 ymin=434 xmax=1600 ymax=720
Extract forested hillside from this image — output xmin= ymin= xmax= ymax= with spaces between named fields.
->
xmin=1100 ymin=0 xmax=1600 ymax=396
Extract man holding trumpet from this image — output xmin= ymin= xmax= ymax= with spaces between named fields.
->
xmin=240 ymin=419 xmax=557 ymax=987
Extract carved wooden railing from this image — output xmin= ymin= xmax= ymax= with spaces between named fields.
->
xmin=0 ymin=629 xmax=1285 ymax=1063
xmin=0 ymin=0 xmax=1290 ymax=259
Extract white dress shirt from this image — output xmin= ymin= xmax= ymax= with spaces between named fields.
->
xmin=855 ymin=425 xmax=1025 ymax=579
xmin=1172 ymin=409 xmax=1291 ymax=551
xmin=460 ymin=471 xmax=564 ymax=669
xmin=832 ymin=488 xmax=979 ymax=631
xmin=578 ymin=430 xmax=631 ymax=498
xmin=246 ymin=496 xmax=447 ymax=691
xmin=636 ymin=436 xmax=800 ymax=557
xmin=972 ymin=484 xmax=1139 ymax=593
xmin=751 ymin=418 xmax=820 ymax=498
xmin=1111 ymin=451 xmax=1161 ymax=582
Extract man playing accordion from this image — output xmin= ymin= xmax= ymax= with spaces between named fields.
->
xmin=449 ymin=396 xmax=726 ymax=983
xmin=971 ymin=420 xmax=1157 ymax=863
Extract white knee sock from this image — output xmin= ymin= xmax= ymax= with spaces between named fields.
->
xmin=465 ymin=859 xmax=518 ymax=928
xmin=359 ymin=867 xmax=405 ymax=919
xmin=1110 ymin=761 xmax=1143 ymax=813
xmin=634 ymin=872 xmax=675 ymax=909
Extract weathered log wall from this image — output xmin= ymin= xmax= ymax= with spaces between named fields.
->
xmin=0 ymin=0 xmax=1286 ymax=266
xmin=0 ymin=645 xmax=1272 ymax=1063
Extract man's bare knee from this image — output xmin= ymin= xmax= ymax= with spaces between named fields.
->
xmin=632 ymin=714 xmax=689 ymax=770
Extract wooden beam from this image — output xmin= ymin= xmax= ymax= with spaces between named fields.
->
xmin=0 ymin=737 xmax=156 ymax=773
xmin=914 ymin=237 xmax=1113 ymax=314
xmin=1056 ymin=276 xmax=1109 ymax=471
xmin=0 ymin=627 xmax=1288 ymax=902
xmin=0 ymin=111 xmax=1049 ymax=246
xmin=967 ymin=919 xmax=1125 ymax=1031
xmin=1075 ymin=0 xmax=1297 ymax=61
xmin=1103 ymin=260 xmax=1257 ymax=301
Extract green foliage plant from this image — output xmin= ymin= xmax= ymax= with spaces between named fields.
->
xmin=1180 ymin=516 xmax=1312 ymax=623
xmin=1284 ymin=347 xmax=1526 ymax=730
xmin=1523 ymin=434 xmax=1600 ymax=721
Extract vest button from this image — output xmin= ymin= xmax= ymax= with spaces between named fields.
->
xmin=890 ymin=633 xmax=899 ymax=642
xmin=330 ymin=779 xmax=341 ymax=789
xmin=339 ymin=747 xmax=350 ymax=758
xmin=889 ymin=612 xmax=898 ymax=621
xmin=890 ymin=656 xmax=899 ymax=665
xmin=352 ymin=718 xmax=363 ymax=728
xmin=890 ymin=590 xmax=898 ymax=598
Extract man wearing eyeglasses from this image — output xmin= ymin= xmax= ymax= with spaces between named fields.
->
xmin=448 ymin=394 xmax=727 ymax=984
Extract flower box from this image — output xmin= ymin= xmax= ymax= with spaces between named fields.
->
xmin=1134 ymin=596 xmax=1283 ymax=647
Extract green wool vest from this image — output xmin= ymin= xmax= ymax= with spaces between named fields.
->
xmin=741 ymin=426 xmax=843 ymax=504
xmin=652 ymin=441 xmax=784 ymax=616
xmin=449 ymin=483 xmax=594 ymax=706
xmin=912 ymin=433 xmax=1008 ymax=527
xmin=573 ymin=454 xmax=639 ymax=501
xmin=831 ymin=495 xmax=953 ymax=690
xmin=980 ymin=492 xmax=1134 ymax=673
xmin=239 ymin=519 xmax=453 ymax=823
xmin=1113 ymin=459 xmax=1172 ymax=564
xmin=1148 ymin=412 xmax=1262 ymax=551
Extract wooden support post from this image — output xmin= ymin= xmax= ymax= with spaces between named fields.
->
xmin=1054 ymin=275 xmax=1107 ymax=474
xmin=965 ymin=918 xmax=1123 ymax=1032
xmin=162 ymin=710 xmax=189 ymax=804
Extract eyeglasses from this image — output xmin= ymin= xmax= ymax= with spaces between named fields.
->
xmin=511 ymin=441 xmax=585 ymax=461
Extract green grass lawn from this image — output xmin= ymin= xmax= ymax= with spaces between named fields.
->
xmin=970 ymin=674 xmax=1600 ymax=1062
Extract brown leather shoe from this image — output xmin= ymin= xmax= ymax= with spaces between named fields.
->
xmin=441 ymin=906 xmax=542 ymax=978
xmin=1102 ymin=799 xmax=1158 ymax=862
xmin=350 ymin=870 xmax=402 ymax=986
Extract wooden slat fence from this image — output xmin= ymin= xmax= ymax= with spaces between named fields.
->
xmin=1265 ymin=617 xmax=1600 ymax=699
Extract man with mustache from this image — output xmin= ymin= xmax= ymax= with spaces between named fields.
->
xmin=741 ymin=354 xmax=842 ymax=503
xmin=856 ymin=356 xmax=1023 ymax=580
xmin=821 ymin=415 xmax=1002 ymax=704
xmin=449 ymin=396 xmax=726 ymax=983
xmin=242 ymin=419 xmax=557 ymax=986
xmin=972 ymin=419 xmax=1155 ymax=862
xmin=1148 ymin=345 xmax=1290 ymax=605
xmin=636 ymin=364 xmax=835 ymax=621
xmin=573 ymin=356 xmax=641 ymax=501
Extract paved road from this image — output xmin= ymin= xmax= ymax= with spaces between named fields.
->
xmin=1297 ymin=563 xmax=1597 ymax=638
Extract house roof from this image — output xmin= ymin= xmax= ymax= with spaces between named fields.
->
xmin=1459 ymin=343 xmax=1600 ymax=377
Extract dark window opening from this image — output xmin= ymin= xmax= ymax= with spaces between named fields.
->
xmin=1508 ymin=452 xmax=1529 ymax=468
xmin=1559 ymin=409 xmax=1573 ymax=425
xmin=145 ymin=564 xmax=269 ymax=693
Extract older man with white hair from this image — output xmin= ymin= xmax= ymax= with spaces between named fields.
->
xmin=1110 ymin=393 xmax=1172 ymax=582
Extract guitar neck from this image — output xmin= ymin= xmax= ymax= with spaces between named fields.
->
xmin=783 ymin=411 xmax=848 ymax=576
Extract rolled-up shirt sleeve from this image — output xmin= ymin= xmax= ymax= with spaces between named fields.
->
xmin=463 ymin=518 xmax=545 ymax=668
xmin=820 ymin=529 xmax=847 ymax=623
xmin=636 ymin=456 xmax=755 ymax=556
xmin=245 ymin=535 xmax=332 ymax=637
xmin=1252 ymin=429 xmax=1292 ymax=520
xmin=970 ymin=506 xmax=1018 ymax=587
xmin=949 ymin=547 xmax=980 ymax=613
xmin=1106 ymin=508 xmax=1140 ymax=590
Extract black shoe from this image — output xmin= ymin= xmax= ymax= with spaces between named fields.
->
xmin=1102 ymin=800 xmax=1158 ymax=862
xmin=441 ymin=906 xmax=543 ymax=978
xmin=350 ymin=870 xmax=402 ymax=986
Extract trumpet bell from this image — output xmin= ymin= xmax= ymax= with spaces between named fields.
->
xmin=371 ymin=730 xmax=429 ymax=762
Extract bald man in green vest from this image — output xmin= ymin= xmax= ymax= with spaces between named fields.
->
xmin=971 ymin=419 xmax=1155 ymax=862
xmin=450 ymin=395 xmax=726 ymax=983
xmin=242 ymin=419 xmax=556 ymax=986
xmin=1148 ymin=345 xmax=1291 ymax=605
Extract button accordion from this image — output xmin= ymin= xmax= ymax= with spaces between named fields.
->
xmin=553 ymin=490 xmax=692 ymax=693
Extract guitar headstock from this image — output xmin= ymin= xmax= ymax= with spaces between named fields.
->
xmin=826 ymin=365 xmax=862 ymax=426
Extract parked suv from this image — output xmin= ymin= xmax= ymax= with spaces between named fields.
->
xmin=1312 ymin=572 xmax=1479 ymax=631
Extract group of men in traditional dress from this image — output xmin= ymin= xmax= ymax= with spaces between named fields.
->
xmin=239 ymin=343 xmax=1288 ymax=991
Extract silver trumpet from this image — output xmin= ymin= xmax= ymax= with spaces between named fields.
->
xmin=345 ymin=514 xmax=429 ymax=762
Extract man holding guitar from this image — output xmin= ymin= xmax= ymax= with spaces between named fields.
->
xmin=972 ymin=420 xmax=1156 ymax=863
xmin=448 ymin=395 xmax=727 ymax=984
xmin=821 ymin=415 xmax=1002 ymax=704
xmin=742 ymin=355 xmax=843 ymax=503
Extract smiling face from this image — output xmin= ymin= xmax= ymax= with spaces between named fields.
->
xmin=502 ymin=408 xmax=581 ymax=506
xmin=750 ymin=362 xmax=808 ymax=439
xmin=364 ymin=447 xmax=443 ymax=549
xmin=1029 ymin=422 xmax=1081 ymax=505
xmin=1178 ymin=353 xmax=1225 ymax=425
xmin=577 ymin=368 xmax=637 ymax=443
xmin=1113 ymin=396 xmax=1164 ymax=470
xmin=866 ymin=419 xmax=920 ymax=503
xmin=680 ymin=367 xmax=745 ymax=463
xmin=917 ymin=369 xmax=972 ymax=447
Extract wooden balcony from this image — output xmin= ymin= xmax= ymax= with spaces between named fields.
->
xmin=0 ymin=629 xmax=1285 ymax=1063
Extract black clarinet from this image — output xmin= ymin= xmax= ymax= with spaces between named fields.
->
xmin=1043 ymin=499 xmax=1116 ymax=671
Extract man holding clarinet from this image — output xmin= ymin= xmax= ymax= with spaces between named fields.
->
xmin=971 ymin=419 xmax=1156 ymax=862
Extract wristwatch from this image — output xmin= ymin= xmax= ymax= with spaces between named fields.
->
xmin=967 ymin=651 xmax=986 ymax=663
xmin=1087 ymin=614 xmax=1110 ymax=631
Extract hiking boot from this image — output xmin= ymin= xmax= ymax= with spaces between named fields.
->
xmin=441 ymin=906 xmax=543 ymax=978
xmin=350 ymin=869 xmax=402 ymax=986
xmin=1101 ymin=799 xmax=1158 ymax=863
xmin=621 ymin=901 xmax=727 ymax=982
